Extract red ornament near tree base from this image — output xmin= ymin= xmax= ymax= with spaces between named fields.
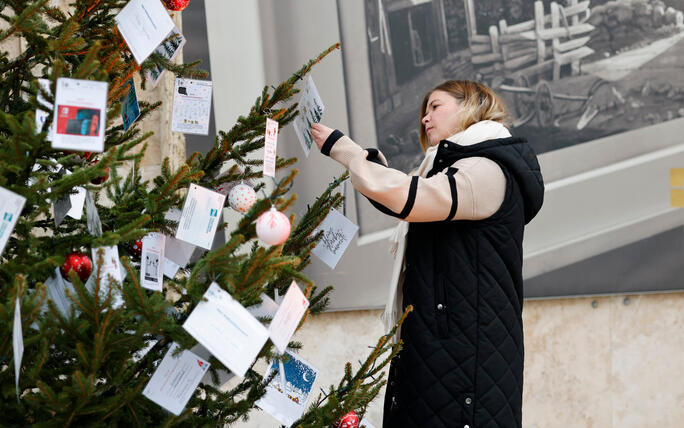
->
xmin=60 ymin=251 xmax=93 ymax=282
xmin=334 ymin=411 xmax=359 ymax=428
xmin=130 ymin=239 xmax=143 ymax=258
xmin=162 ymin=0 xmax=189 ymax=11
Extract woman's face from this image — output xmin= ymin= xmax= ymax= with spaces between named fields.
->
xmin=422 ymin=90 xmax=462 ymax=146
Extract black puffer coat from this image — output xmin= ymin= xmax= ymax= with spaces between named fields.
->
xmin=382 ymin=136 xmax=544 ymax=428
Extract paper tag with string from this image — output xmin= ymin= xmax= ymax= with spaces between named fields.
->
xmin=85 ymin=191 xmax=102 ymax=237
xmin=263 ymin=118 xmax=278 ymax=177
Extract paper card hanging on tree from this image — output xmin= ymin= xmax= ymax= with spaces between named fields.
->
xmin=311 ymin=208 xmax=359 ymax=269
xmin=142 ymin=342 xmax=210 ymax=416
xmin=53 ymin=193 xmax=71 ymax=227
xmin=292 ymin=75 xmax=324 ymax=157
xmin=175 ymin=184 xmax=226 ymax=250
xmin=269 ymin=281 xmax=309 ymax=354
xmin=36 ymin=78 xmax=54 ymax=139
xmin=120 ymin=78 xmax=140 ymax=131
xmin=85 ymin=191 xmax=103 ymax=237
xmin=171 ymin=78 xmax=213 ymax=135
xmin=92 ymin=245 xmax=122 ymax=284
xmin=85 ymin=256 xmax=126 ymax=309
xmin=146 ymin=26 xmax=186 ymax=87
xmin=0 ymin=186 xmax=26 ymax=257
xmin=247 ymin=293 xmax=279 ymax=320
xmin=51 ymin=78 xmax=108 ymax=153
xmin=13 ymin=297 xmax=23 ymax=400
xmin=183 ymin=282 xmax=269 ymax=378
xmin=163 ymin=257 xmax=181 ymax=278
xmin=65 ymin=186 xmax=86 ymax=220
xmin=45 ymin=266 xmax=78 ymax=317
xmin=263 ymin=118 xmax=279 ymax=177
xmin=256 ymin=351 xmax=318 ymax=427
xmin=141 ymin=232 xmax=165 ymax=291
xmin=115 ymin=0 xmax=175 ymax=65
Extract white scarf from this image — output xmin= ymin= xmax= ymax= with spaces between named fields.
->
xmin=380 ymin=121 xmax=512 ymax=341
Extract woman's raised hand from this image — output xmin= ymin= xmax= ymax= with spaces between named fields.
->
xmin=311 ymin=123 xmax=334 ymax=151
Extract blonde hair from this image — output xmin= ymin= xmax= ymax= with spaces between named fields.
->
xmin=419 ymin=80 xmax=509 ymax=152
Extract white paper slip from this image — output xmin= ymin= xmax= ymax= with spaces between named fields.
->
xmin=163 ymin=257 xmax=181 ymax=279
xmin=92 ymin=245 xmax=122 ymax=284
xmin=86 ymin=259 xmax=126 ymax=309
xmin=0 ymin=186 xmax=26 ymax=257
xmin=269 ymin=281 xmax=309 ymax=354
xmin=311 ymin=208 xmax=359 ymax=269
xmin=140 ymin=233 xmax=165 ymax=291
xmin=293 ymin=75 xmax=324 ymax=157
xmin=51 ymin=78 xmax=108 ymax=153
xmin=183 ymin=282 xmax=269 ymax=378
xmin=247 ymin=293 xmax=279 ymax=320
xmin=65 ymin=186 xmax=86 ymax=220
xmin=146 ymin=26 xmax=186 ymax=87
xmin=263 ymin=118 xmax=279 ymax=177
xmin=256 ymin=351 xmax=318 ymax=427
xmin=164 ymin=235 xmax=194 ymax=267
xmin=36 ymin=78 xmax=54 ymax=139
xmin=142 ymin=343 xmax=210 ymax=416
xmin=13 ymin=297 xmax=23 ymax=399
xmin=360 ymin=418 xmax=377 ymax=428
xmin=115 ymin=0 xmax=175 ymax=65
xmin=46 ymin=266 xmax=78 ymax=317
xmin=171 ymin=78 xmax=212 ymax=135
xmin=175 ymin=184 xmax=226 ymax=250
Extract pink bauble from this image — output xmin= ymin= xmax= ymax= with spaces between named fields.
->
xmin=228 ymin=183 xmax=257 ymax=213
xmin=256 ymin=207 xmax=290 ymax=246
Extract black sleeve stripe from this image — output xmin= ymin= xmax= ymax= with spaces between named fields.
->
xmin=321 ymin=129 xmax=344 ymax=156
xmin=365 ymin=148 xmax=387 ymax=166
xmin=398 ymin=176 xmax=419 ymax=219
xmin=446 ymin=167 xmax=459 ymax=176
xmin=366 ymin=197 xmax=402 ymax=218
xmin=446 ymin=174 xmax=458 ymax=221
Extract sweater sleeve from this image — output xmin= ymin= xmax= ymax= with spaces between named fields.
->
xmin=324 ymin=131 xmax=506 ymax=222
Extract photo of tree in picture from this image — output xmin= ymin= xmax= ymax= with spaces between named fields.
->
xmin=366 ymin=0 xmax=684 ymax=173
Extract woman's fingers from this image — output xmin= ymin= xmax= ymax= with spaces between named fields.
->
xmin=311 ymin=123 xmax=333 ymax=150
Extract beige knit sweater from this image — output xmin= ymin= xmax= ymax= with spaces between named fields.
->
xmin=326 ymin=120 xmax=511 ymax=335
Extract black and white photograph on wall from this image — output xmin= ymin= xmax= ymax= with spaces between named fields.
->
xmin=365 ymin=0 xmax=684 ymax=172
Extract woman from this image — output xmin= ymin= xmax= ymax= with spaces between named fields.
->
xmin=311 ymin=80 xmax=544 ymax=428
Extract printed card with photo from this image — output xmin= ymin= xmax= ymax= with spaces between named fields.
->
xmin=292 ymin=75 xmax=324 ymax=157
xmin=146 ymin=27 xmax=186 ymax=87
xmin=183 ymin=282 xmax=269 ymax=378
xmin=115 ymin=0 xmax=175 ymax=65
xmin=263 ymin=118 xmax=279 ymax=177
xmin=141 ymin=232 xmax=165 ymax=291
xmin=171 ymin=78 xmax=213 ymax=135
xmin=142 ymin=343 xmax=210 ymax=416
xmin=51 ymin=78 xmax=108 ymax=152
xmin=0 ymin=186 xmax=26 ymax=257
xmin=256 ymin=351 xmax=319 ymax=427
xmin=311 ymin=208 xmax=359 ymax=269
xmin=269 ymin=281 xmax=309 ymax=354
xmin=175 ymin=184 xmax=226 ymax=250
xmin=120 ymin=78 xmax=140 ymax=131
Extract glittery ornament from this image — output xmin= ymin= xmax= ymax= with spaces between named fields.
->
xmin=60 ymin=251 xmax=93 ymax=282
xmin=334 ymin=411 xmax=360 ymax=428
xmin=228 ymin=183 xmax=257 ymax=213
xmin=130 ymin=239 xmax=143 ymax=258
xmin=256 ymin=207 xmax=290 ymax=246
xmin=162 ymin=0 xmax=189 ymax=11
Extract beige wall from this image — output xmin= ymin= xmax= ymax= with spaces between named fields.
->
xmin=240 ymin=293 xmax=684 ymax=427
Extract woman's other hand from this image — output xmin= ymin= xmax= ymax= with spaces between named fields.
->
xmin=311 ymin=123 xmax=334 ymax=151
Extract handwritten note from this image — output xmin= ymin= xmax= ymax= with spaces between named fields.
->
xmin=311 ymin=208 xmax=358 ymax=269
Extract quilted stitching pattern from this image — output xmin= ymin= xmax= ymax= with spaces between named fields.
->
xmin=383 ymin=137 xmax=543 ymax=428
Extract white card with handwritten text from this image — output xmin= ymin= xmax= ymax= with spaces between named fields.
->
xmin=311 ymin=208 xmax=358 ymax=269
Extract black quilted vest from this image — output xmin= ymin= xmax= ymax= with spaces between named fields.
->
xmin=383 ymin=136 xmax=544 ymax=428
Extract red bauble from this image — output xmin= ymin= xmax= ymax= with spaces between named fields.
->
xmin=162 ymin=0 xmax=189 ymax=11
xmin=90 ymin=160 xmax=109 ymax=185
xmin=334 ymin=411 xmax=359 ymax=428
xmin=60 ymin=252 xmax=93 ymax=282
xmin=130 ymin=239 xmax=143 ymax=258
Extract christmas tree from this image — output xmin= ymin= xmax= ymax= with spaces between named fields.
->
xmin=0 ymin=1 xmax=410 ymax=426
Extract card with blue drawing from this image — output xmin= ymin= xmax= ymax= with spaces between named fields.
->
xmin=120 ymin=78 xmax=140 ymax=131
xmin=257 ymin=351 xmax=319 ymax=426
xmin=175 ymin=184 xmax=226 ymax=250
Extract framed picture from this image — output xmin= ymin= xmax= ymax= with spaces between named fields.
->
xmin=338 ymin=0 xmax=684 ymax=297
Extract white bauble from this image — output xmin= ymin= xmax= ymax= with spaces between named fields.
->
xmin=228 ymin=183 xmax=257 ymax=213
xmin=256 ymin=207 xmax=291 ymax=246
